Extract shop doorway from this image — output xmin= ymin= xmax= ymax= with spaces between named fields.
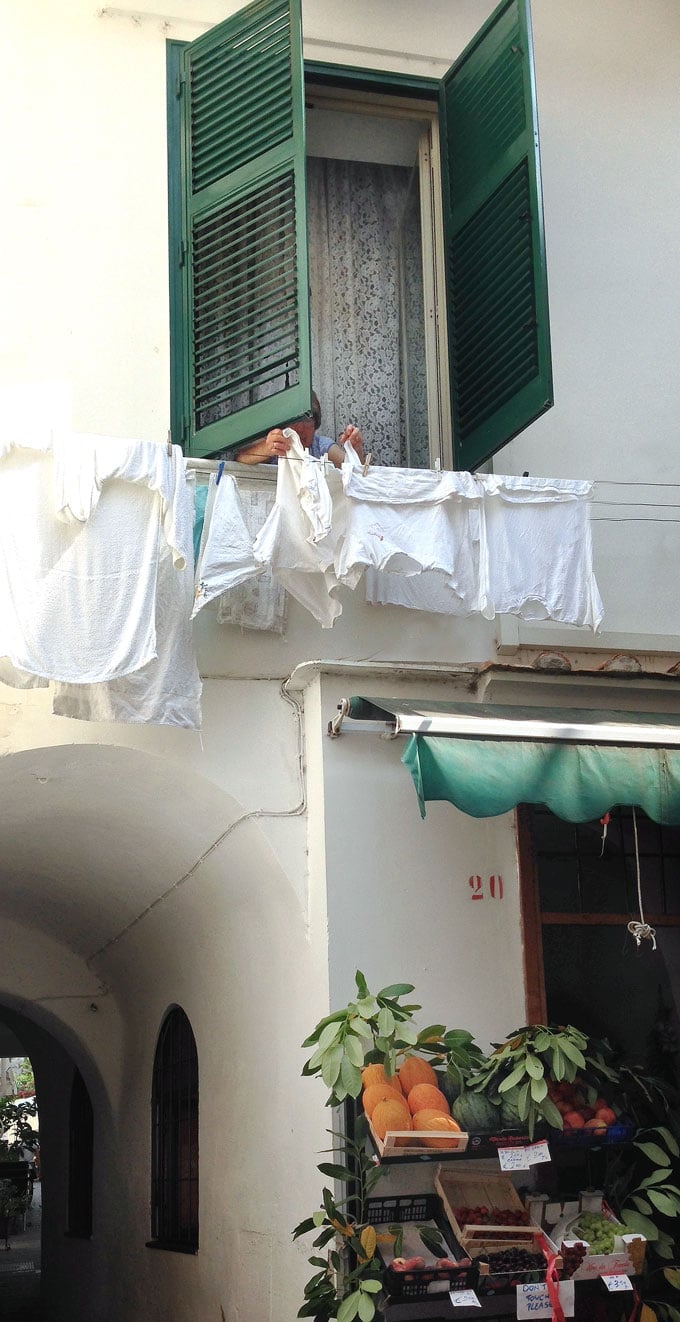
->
xmin=519 ymin=804 xmax=680 ymax=1091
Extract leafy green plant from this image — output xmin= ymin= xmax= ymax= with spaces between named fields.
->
xmin=293 ymin=1122 xmax=385 ymax=1320
xmin=0 ymin=1097 xmax=38 ymax=1160
xmin=0 ymin=1178 xmax=29 ymax=1250
xmin=468 ymin=1024 xmax=591 ymax=1138
xmin=414 ymin=1027 xmax=486 ymax=1096
xmin=301 ymin=972 xmax=421 ymax=1106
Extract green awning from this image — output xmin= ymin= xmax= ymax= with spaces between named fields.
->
xmin=336 ymin=698 xmax=680 ymax=824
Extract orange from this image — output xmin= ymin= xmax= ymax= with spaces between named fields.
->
xmin=398 ymin=1056 xmax=437 ymax=1095
xmin=412 ymin=1111 xmax=462 ymax=1148
xmin=371 ymin=1097 xmax=412 ymax=1141
xmin=363 ymin=1083 xmax=406 ymax=1118
xmin=406 ymin=1083 xmax=450 ymax=1116
xmin=361 ymin=1063 xmax=403 ymax=1094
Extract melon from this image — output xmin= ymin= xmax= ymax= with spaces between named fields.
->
xmin=398 ymin=1056 xmax=437 ymax=1094
xmin=451 ymin=1091 xmax=498 ymax=1133
xmin=371 ymin=1097 xmax=412 ymax=1141
xmin=406 ymin=1084 xmax=449 ymax=1116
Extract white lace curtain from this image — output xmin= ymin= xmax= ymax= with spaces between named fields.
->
xmin=307 ymin=157 xmax=416 ymax=467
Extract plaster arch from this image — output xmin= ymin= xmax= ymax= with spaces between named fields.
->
xmin=0 ymin=739 xmax=327 ymax=1320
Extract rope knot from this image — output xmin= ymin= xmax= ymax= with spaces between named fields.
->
xmin=627 ymin=919 xmax=657 ymax=950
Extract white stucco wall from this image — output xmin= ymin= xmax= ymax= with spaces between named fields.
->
xmin=2 ymin=1 xmax=680 ymax=1318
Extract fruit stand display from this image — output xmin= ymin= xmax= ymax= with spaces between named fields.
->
xmin=294 ymin=973 xmax=680 ymax=1322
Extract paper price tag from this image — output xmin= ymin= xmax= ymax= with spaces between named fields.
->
xmin=449 ymin=1289 xmax=481 ymax=1307
xmin=498 ymin=1141 xmax=551 ymax=1171
xmin=516 ymin=1280 xmax=575 ymax=1318
xmin=528 ymin=1140 xmax=551 ymax=1165
xmin=498 ymin=1146 xmax=531 ymax=1171
xmin=602 ymin=1274 xmax=633 ymax=1292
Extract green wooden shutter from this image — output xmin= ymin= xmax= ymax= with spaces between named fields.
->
xmin=440 ymin=0 xmax=552 ymax=471
xmin=179 ymin=0 xmax=310 ymax=456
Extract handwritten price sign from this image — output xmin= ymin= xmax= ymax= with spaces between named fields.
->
xmin=449 ymin=1289 xmax=481 ymax=1307
xmin=602 ymin=1274 xmax=633 ymax=1292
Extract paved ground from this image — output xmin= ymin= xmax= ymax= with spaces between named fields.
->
xmin=0 ymin=1179 xmax=43 ymax=1319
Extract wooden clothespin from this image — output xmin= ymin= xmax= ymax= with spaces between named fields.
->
xmin=361 ymin=451 xmax=372 ymax=477
xmin=166 ymin=430 xmax=172 ymax=457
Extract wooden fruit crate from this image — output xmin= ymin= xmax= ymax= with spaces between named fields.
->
xmin=368 ymin=1116 xmax=469 ymax=1158
xmin=435 ymin=1167 xmax=538 ymax=1246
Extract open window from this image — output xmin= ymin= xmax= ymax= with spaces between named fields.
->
xmin=169 ymin=0 xmax=552 ymax=469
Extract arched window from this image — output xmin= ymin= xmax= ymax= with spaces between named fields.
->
xmin=149 ymin=1007 xmax=198 ymax=1252
xmin=68 ymin=1068 xmax=93 ymax=1238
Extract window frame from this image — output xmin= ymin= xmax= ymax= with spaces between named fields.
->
xmin=168 ymin=0 xmax=552 ymax=468
xmin=148 ymin=1006 xmax=199 ymax=1255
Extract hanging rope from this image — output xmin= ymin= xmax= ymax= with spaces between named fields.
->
xmin=627 ymin=806 xmax=657 ymax=950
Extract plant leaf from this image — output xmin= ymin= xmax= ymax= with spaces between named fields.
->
xmin=396 ymin=1023 xmax=418 ymax=1046
xmin=377 ymin=1007 xmax=395 ymax=1038
xmin=321 ymin=1045 xmax=344 ymax=1089
xmin=337 ymin=1290 xmax=361 ymax=1322
xmin=648 ymin=1189 xmax=680 ymax=1217
xmin=318 ymin=1021 xmax=344 ymax=1052
xmin=664 ymin=1268 xmax=680 ymax=1290
xmin=530 ymin=1075 xmax=548 ymax=1102
xmin=350 ymin=1017 xmax=374 ymax=1042
xmin=360 ymin=1226 xmax=377 ymax=1259
xmin=344 ymin=1033 xmax=366 ymax=1068
xmin=498 ymin=1063 xmax=528 ymax=1093
xmin=362 ymin=1280 xmax=383 ymax=1294
xmin=620 ymin=1209 xmax=659 ymax=1241
xmin=630 ymin=1196 xmax=652 ymax=1214
xmin=640 ymin=1307 xmax=658 ymax=1322
xmin=355 ymin=971 xmax=369 ymax=997
xmin=357 ymin=1294 xmax=375 ymax=1322
xmin=640 ymin=1170 xmax=674 ymax=1188
xmin=525 ymin=1054 xmax=544 ymax=1080
xmin=341 ymin=1056 xmax=363 ymax=1096
xmin=541 ymin=1097 xmax=564 ymax=1130
xmin=656 ymin=1127 xmax=680 ymax=1157
xmin=377 ymin=983 xmax=414 ymax=998
xmin=635 ymin=1141 xmax=672 ymax=1166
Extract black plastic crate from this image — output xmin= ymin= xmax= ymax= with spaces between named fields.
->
xmin=366 ymin=1194 xmax=476 ymax=1301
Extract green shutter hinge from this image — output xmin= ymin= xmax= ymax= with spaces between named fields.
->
xmin=178 ymin=240 xmax=188 ymax=268
xmin=175 ymin=71 xmax=186 ymax=99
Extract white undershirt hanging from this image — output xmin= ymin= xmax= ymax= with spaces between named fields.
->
xmin=253 ymin=432 xmax=344 ymax=628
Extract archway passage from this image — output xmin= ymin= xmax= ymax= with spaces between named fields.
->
xmin=0 ymin=1016 xmax=43 ymax=1320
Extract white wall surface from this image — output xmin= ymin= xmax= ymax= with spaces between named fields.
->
xmin=2 ymin=1 xmax=680 ymax=1317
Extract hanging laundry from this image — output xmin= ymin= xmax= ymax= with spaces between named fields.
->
xmin=253 ymin=432 xmax=344 ymax=628
xmin=52 ymin=476 xmax=201 ymax=729
xmin=217 ymin=484 xmax=286 ymax=633
xmin=338 ymin=447 xmax=481 ymax=605
xmin=191 ymin=472 xmax=259 ymax=619
xmin=477 ymin=475 xmax=603 ymax=630
xmin=0 ymin=436 xmax=193 ymax=684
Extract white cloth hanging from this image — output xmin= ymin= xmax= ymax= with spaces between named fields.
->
xmin=192 ymin=472 xmax=259 ymax=619
xmin=477 ymin=474 xmax=603 ymax=630
xmin=253 ymin=431 xmax=344 ymax=628
xmin=53 ymin=476 xmax=202 ymax=728
xmin=217 ymin=484 xmax=286 ymax=633
xmin=0 ymin=436 xmax=193 ymax=684
xmin=338 ymin=447 xmax=481 ymax=606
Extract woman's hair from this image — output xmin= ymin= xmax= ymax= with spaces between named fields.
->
xmin=311 ymin=390 xmax=322 ymax=430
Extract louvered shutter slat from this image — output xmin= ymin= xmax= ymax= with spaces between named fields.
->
xmin=441 ymin=0 xmax=552 ymax=469
xmin=181 ymin=0 xmax=310 ymax=456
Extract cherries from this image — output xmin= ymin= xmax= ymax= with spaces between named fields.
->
xmin=454 ymin=1205 xmax=530 ymax=1228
